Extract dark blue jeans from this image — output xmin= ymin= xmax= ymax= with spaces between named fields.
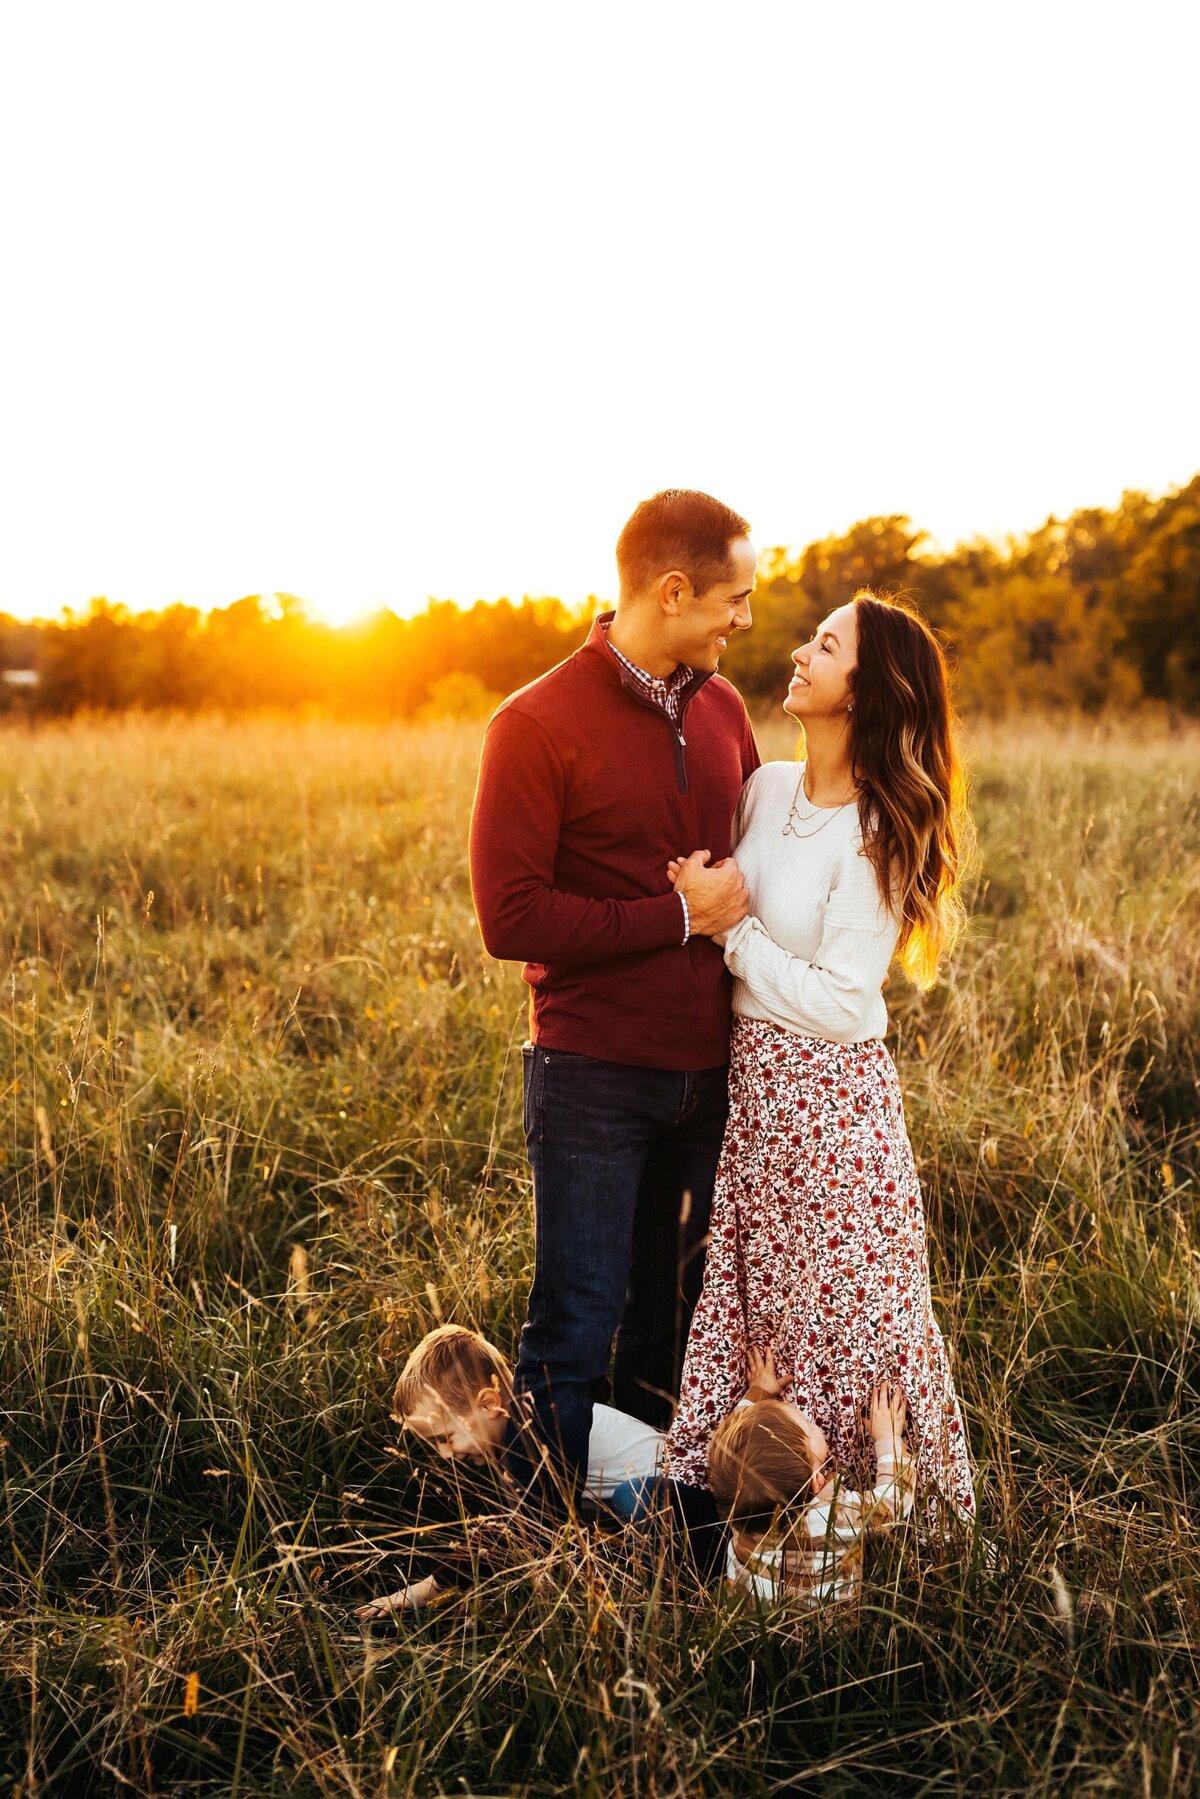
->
xmin=507 ymin=1044 xmax=728 ymax=1508
xmin=609 ymin=1476 xmax=728 ymax=1583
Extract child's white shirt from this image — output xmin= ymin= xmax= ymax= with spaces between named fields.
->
xmin=585 ymin=1404 xmax=664 ymax=1497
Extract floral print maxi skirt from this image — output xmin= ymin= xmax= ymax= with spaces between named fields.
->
xmin=666 ymin=1018 xmax=976 ymax=1517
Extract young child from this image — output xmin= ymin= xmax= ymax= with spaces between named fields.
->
xmin=707 ymin=1347 xmax=915 ymax=1606
xmin=355 ymin=1323 xmax=663 ymax=1620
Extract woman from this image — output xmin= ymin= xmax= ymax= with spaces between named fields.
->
xmin=664 ymin=590 xmax=976 ymax=1519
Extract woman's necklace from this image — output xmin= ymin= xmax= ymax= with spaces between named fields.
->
xmin=782 ymin=767 xmax=856 ymax=840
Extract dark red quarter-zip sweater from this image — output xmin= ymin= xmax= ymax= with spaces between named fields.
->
xmin=468 ymin=612 xmax=760 ymax=1070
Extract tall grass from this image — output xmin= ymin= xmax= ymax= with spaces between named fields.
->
xmin=1 ymin=711 xmax=1197 ymax=1796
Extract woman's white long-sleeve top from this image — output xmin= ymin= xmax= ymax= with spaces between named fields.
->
xmin=720 ymin=761 xmax=898 ymax=1043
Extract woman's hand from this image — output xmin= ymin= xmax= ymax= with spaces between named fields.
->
xmin=868 ymin=1381 xmax=908 ymax=1450
xmin=746 ymin=1343 xmax=792 ymax=1402
xmin=355 ymin=1573 xmax=439 ymax=1623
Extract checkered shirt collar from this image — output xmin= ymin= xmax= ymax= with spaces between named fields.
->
xmin=599 ymin=619 xmax=693 ymax=722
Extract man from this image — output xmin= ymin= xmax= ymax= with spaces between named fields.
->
xmin=468 ymin=489 xmax=759 ymax=1505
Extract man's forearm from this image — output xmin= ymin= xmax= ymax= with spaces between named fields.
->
xmin=476 ymin=881 xmax=687 ymax=967
xmin=470 ymin=706 xmax=692 ymax=967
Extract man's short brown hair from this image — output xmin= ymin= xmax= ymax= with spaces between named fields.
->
xmin=392 ymin=1323 xmax=514 ymax=1421
xmin=616 ymin=489 xmax=751 ymax=599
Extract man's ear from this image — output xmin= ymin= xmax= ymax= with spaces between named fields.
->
xmin=656 ymin=569 xmax=692 ymax=616
xmin=477 ymin=1385 xmax=506 ymax=1417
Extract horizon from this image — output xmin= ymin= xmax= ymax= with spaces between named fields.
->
xmin=2 ymin=466 xmax=1194 ymax=630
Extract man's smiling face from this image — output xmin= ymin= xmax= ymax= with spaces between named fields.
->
xmin=669 ymin=534 xmax=757 ymax=673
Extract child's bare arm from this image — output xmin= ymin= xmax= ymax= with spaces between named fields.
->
xmin=355 ymin=1573 xmax=439 ymax=1622
xmin=862 ymin=1381 xmax=915 ymax=1525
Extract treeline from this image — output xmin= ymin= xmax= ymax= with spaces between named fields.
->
xmin=0 ymin=596 xmax=583 ymax=721
xmin=3 ymin=476 xmax=1197 ymax=717
xmin=724 ymin=474 xmax=1200 ymax=714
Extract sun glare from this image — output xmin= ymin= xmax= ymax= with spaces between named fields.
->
xmin=0 ymin=7 xmax=1196 ymax=624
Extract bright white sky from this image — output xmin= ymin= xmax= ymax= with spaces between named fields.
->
xmin=2 ymin=1 xmax=1197 ymax=625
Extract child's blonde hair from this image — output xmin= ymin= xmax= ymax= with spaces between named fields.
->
xmin=392 ymin=1323 xmax=514 ymax=1422
xmin=708 ymin=1399 xmax=819 ymax=1562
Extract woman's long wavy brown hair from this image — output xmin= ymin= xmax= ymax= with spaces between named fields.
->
xmin=847 ymin=591 xmax=972 ymax=990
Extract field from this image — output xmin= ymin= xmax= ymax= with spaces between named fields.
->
xmin=1 ymin=710 xmax=1198 ymax=1797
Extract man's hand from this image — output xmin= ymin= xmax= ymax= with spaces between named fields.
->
xmin=355 ymin=1574 xmax=438 ymax=1623
xmin=868 ymin=1381 xmax=908 ymax=1454
xmin=746 ymin=1343 xmax=792 ymax=1403
xmin=667 ymin=850 xmax=749 ymax=937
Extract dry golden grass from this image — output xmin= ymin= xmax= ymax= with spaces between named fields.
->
xmin=1 ymin=710 xmax=1197 ymax=1796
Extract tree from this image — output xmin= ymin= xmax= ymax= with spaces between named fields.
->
xmin=1112 ymin=478 xmax=1200 ymax=706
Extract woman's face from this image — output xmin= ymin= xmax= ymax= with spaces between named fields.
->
xmin=784 ymin=601 xmax=858 ymax=722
